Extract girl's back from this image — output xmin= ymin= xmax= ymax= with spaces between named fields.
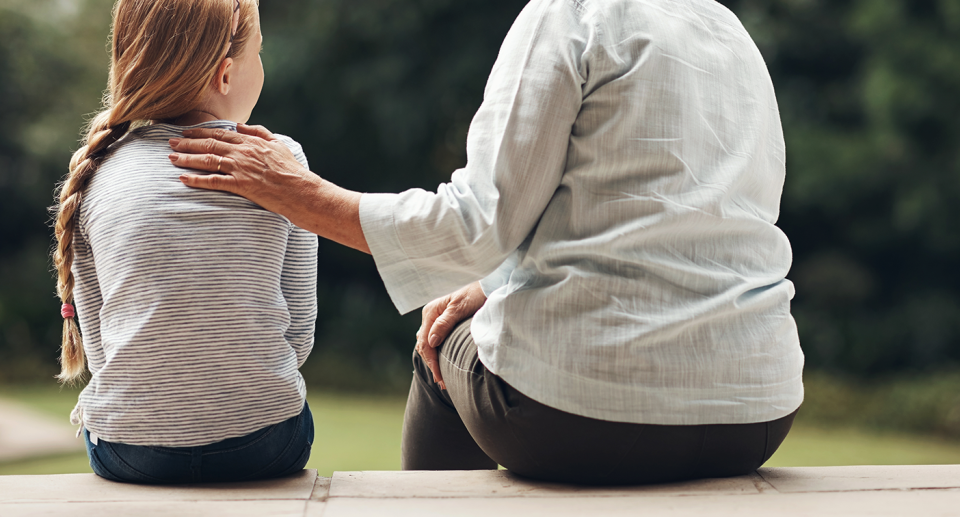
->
xmin=72 ymin=121 xmax=317 ymax=447
xmin=51 ymin=0 xmax=320 ymax=482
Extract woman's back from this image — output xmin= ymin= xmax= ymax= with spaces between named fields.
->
xmin=71 ymin=121 xmax=318 ymax=447
xmin=358 ymin=0 xmax=802 ymax=425
xmin=479 ymin=0 xmax=802 ymax=424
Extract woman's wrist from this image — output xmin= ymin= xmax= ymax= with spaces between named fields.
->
xmin=298 ymin=176 xmax=369 ymax=254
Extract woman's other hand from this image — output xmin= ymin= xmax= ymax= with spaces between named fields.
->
xmin=416 ymin=282 xmax=487 ymax=390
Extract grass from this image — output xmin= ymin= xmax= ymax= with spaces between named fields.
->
xmin=306 ymin=392 xmax=405 ymax=476
xmin=0 ymin=386 xmax=407 ymax=477
xmin=765 ymin=425 xmax=960 ymax=467
xmin=2 ymin=383 xmax=960 ymax=476
xmin=0 ymin=452 xmax=93 ymax=476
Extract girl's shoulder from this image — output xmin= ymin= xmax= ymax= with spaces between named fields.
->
xmin=270 ymin=133 xmax=309 ymax=170
xmin=120 ymin=122 xmax=309 ymax=169
xmin=100 ymin=121 xmax=236 ymax=163
xmin=130 ymin=120 xmax=238 ymax=143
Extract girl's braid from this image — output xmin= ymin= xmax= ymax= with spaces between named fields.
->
xmin=53 ymin=109 xmax=129 ymax=383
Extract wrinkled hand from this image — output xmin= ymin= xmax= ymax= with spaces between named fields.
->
xmin=168 ymin=123 xmax=314 ymax=220
xmin=416 ymin=282 xmax=487 ymax=390
xmin=169 ymin=124 xmax=369 ymax=253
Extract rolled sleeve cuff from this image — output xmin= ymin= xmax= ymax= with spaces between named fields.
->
xmin=478 ymin=252 xmax=518 ymax=297
xmin=479 ymin=275 xmax=504 ymax=297
xmin=359 ymin=193 xmax=431 ymax=315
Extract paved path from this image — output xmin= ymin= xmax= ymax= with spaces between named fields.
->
xmin=0 ymin=398 xmax=83 ymax=463
xmin=1 ymin=465 xmax=958 ymax=516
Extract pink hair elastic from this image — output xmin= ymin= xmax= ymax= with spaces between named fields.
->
xmin=224 ymin=0 xmax=241 ymax=55
xmin=61 ymin=303 xmax=75 ymax=319
xmin=230 ymin=0 xmax=241 ymax=41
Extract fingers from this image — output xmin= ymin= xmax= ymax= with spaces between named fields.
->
xmin=168 ymin=128 xmax=254 ymax=169
xmin=179 ymin=127 xmax=247 ymax=144
xmin=428 ymin=307 xmax=461 ymax=349
xmin=427 ymin=285 xmax=483 ymax=348
xmin=418 ymin=299 xmax=445 ymax=346
xmin=168 ymin=152 xmax=232 ymax=174
xmin=414 ymin=284 xmax=489 ymax=392
xmin=168 ymin=135 xmax=235 ymax=158
xmin=417 ymin=297 xmax=448 ymax=389
xmin=237 ymin=123 xmax=277 ymax=141
xmin=419 ymin=342 xmax=446 ymax=391
xmin=178 ymin=172 xmax=239 ymax=194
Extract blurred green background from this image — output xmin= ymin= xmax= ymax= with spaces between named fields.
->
xmin=1 ymin=0 xmax=960 ymax=472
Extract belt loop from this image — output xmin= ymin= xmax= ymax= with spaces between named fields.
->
xmin=191 ymin=446 xmax=203 ymax=482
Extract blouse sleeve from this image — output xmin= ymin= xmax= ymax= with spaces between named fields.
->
xmin=71 ymin=222 xmax=107 ymax=375
xmin=281 ymin=227 xmax=318 ymax=367
xmin=277 ymin=136 xmax=319 ymax=366
xmin=360 ymin=0 xmax=588 ymax=314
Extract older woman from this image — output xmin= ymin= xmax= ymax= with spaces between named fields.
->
xmin=169 ymin=0 xmax=803 ymax=484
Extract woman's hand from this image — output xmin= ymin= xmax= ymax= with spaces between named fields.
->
xmin=416 ymin=282 xmax=487 ymax=390
xmin=169 ymin=124 xmax=369 ymax=253
xmin=170 ymin=124 xmax=309 ymax=216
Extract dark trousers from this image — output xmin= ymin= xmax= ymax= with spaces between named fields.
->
xmin=402 ymin=319 xmax=796 ymax=485
xmin=85 ymin=402 xmax=314 ymax=484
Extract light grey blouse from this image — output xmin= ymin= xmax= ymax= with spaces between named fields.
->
xmin=360 ymin=0 xmax=804 ymax=425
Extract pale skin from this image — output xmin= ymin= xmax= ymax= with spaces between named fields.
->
xmin=169 ymin=7 xmax=264 ymax=127
xmin=167 ymin=13 xmax=479 ymax=388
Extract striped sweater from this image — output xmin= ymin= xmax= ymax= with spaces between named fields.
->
xmin=69 ymin=121 xmax=318 ymax=447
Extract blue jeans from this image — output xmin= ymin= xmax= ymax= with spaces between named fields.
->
xmin=84 ymin=402 xmax=314 ymax=484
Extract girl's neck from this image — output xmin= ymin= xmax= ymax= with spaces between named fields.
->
xmin=164 ymin=109 xmax=223 ymax=126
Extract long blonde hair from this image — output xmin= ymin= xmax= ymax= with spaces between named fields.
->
xmin=52 ymin=0 xmax=258 ymax=383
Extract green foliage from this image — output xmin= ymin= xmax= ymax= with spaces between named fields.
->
xmin=725 ymin=0 xmax=960 ymax=373
xmin=0 ymin=386 xmax=408 ymax=476
xmin=0 ymin=0 xmax=114 ymax=381
xmin=0 ymin=0 xmax=959 ymax=384
xmin=800 ymin=370 xmax=960 ymax=438
xmin=230 ymin=0 xmax=528 ymax=388
xmin=765 ymin=424 xmax=960 ymax=467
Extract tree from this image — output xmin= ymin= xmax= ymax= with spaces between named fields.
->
xmin=722 ymin=0 xmax=960 ymax=373
xmin=1 ymin=0 xmax=958 ymax=385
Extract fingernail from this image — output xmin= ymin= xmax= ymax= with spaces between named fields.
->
xmin=439 ymin=380 xmax=447 ymax=391
xmin=429 ymin=334 xmax=438 ymax=347
xmin=182 ymin=129 xmax=195 ymax=136
xmin=168 ymin=138 xmax=181 ymax=147
xmin=169 ymin=153 xmax=178 ymax=162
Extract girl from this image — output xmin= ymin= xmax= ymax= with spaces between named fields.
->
xmin=52 ymin=0 xmax=318 ymax=484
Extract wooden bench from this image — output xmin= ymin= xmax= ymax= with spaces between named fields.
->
xmin=1 ymin=465 xmax=958 ymax=516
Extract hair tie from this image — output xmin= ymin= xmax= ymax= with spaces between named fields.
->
xmin=230 ymin=0 xmax=241 ymax=41
xmin=61 ymin=303 xmax=75 ymax=319
xmin=225 ymin=0 xmax=242 ymax=55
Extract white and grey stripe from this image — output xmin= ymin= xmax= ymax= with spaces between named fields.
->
xmin=69 ymin=121 xmax=318 ymax=447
